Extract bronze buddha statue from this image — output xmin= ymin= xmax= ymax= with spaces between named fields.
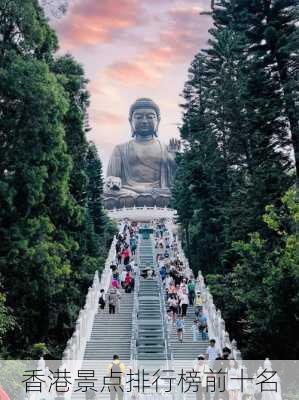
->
xmin=104 ymin=98 xmax=179 ymax=209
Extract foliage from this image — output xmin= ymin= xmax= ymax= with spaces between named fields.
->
xmin=173 ymin=0 xmax=297 ymax=357
xmin=0 ymin=293 xmax=15 ymax=344
xmin=0 ymin=0 xmax=112 ymax=358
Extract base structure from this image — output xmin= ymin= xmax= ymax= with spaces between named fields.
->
xmin=106 ymin=206 xmax=177 ymax=222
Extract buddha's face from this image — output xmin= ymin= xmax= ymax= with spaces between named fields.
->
xmin=131 ymin=107 xmax=159 ymax=138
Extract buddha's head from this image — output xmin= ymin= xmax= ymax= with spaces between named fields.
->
xmin=129 ymin=98 xmax=160 ymax=139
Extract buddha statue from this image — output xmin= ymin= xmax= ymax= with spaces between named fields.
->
xmin=104 ymin=98 xmax=180 ymax=209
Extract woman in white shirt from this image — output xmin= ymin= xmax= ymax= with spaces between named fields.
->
xmin=227 ymin=360 xmax=241 ymax=400
xmin=193 ymin=355 xmax=208 ymax=400
xmin=179 ymin=291 xmax=189 ymax=319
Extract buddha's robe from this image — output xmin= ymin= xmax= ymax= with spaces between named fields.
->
xmin=106 ymin=138 xmax=175 ymax=196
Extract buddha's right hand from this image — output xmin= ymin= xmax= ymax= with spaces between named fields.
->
xmin=106 ymin=176 xmax=122 ymax=191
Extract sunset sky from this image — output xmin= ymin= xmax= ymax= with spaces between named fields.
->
xmin=50 ymin=0 xmax=212 ymax=174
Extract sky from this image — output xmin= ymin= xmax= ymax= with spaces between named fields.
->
xmin=50 ymin=0 xmax=212 ymax=174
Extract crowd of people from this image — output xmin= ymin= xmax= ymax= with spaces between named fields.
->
xmin=153 ymin=221 xmax=209 ymax=345
xmin=154 ymin=222 xmax=238 ymax=364
xmin=99 ymin=220 xmax=139 ymax=314
xmin=96 ymin=219 xmax=242 ymax=400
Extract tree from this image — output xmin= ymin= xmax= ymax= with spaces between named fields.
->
xmin=173 ymin=0 xmax=296 ymax=357
xmin=209 ymin=189 xmax=299 ymax=358
xmin=0 ymin=0 xmax=112 ymax=357
xmin=86 ymin=142 xmax=106 ymax=238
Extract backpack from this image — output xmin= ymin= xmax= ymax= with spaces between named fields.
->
xmin=110 ymin=362 xmax=122 ymax=384
xmin=188 ymin=282 xmax=195 ymax=292
xmin=176 ymin=319 xmax=184 ymax=329
xmin=99 ymin=295 xmax=105 ymax=306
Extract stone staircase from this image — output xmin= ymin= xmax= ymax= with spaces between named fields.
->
xmin=136 ymin=237 xmax=168 ymax=361
xmin=169 ymin=304 xmax=209 ymax=360
xmin=84 ymin=291 xmax=133 ymax=360
xmin=71 ymin=290 xmax=134 ymax=399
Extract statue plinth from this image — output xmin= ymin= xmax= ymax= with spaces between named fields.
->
xmin=103 ymin=98 xmax=179 ymax=210
xmin=104 ymin=189 xmax=171 ymax=209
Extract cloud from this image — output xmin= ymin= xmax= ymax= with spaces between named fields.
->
xmin=103 ymin=4 xmax=211 ymax=86
xmin=55 ymin=0 xmax=144 ymax=50
xmin=105 ymin=61 xmax=161 ymax=85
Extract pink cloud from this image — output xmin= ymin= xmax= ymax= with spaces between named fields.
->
xmin=55 ymin=0 xmax=144 ymax=50
xmin=105 ymin=61 xmax=159 ymax=85
xmin=103 ymin=5 xmax=211 ymax=85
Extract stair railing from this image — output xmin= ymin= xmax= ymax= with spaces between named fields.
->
xmin=164 ymin=219 xmax=242 ymax=360
xmin=130 ymin=261 xmax=140 ymax=368
xmin=58 ymin=222 xmax=125 ymax=394
xmin=150 ymin=229 xmax=173 ymax=366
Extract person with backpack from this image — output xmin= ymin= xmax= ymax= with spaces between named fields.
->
xmin=108 ymin=287 xmax=121 ymax=314
xmin=98 ymin=289 xmax=106 ymax=311
xmin=107 ymin=355 xmax=126 ymax=400
xmin=130 ymin=236 xmax=137 ymax=255
xmin=122 ymin=246 xmax=130 ymax=266
xmin=197 ymin=310 xmax=208 ymax=339
xmin=187 ymin=279 xmax=196 ymax=305
xmin=195 ymin=291 xmax=203 ymax=318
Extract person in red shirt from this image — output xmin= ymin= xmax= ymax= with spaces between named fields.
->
xmin=124 ymin=272 xmax=132 ymax=293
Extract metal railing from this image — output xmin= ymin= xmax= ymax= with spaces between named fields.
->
xmin=153 ymin=240 xmax=173 ymax=364
xmin=130 ymin=243 xmax=140 ymax=367
xmin=164 ymin=219 xmax=242 ymax=359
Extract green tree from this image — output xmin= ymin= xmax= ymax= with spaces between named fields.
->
xmin=0 ymin=0 xmax=112 ymax=358
xmin=208 ymin=189 xmax=299 ymax=358
xmin=86 ymin=142 xmax=106 ymax=238
xmin=173 ymin=0 xmax=296 ymax=357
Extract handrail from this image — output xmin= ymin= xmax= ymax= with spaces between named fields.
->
xmin=164 ymin=219 xmax=242 ymax=359
xmin=149 ymin=229 xmax=173 ymax=365
xmin=58 ymin=221 xmax=125 ymax=396
xmin=130 ymin=243 xmax=140 ymax=368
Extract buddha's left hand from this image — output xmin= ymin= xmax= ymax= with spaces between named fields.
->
xmin=168 ymin=138 xmax=181 ymax=153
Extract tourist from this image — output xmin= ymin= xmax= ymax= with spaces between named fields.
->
xmin=121 ymin=269 xmax=127 ymax=289
xmin=168 ymin=294 xmax=178 ymax=325
xmin=107 ymin=355 xmax=126 ymax=400
xmin=179 ymin=289 xmax=189 ymax=319
xmin=227 ymin=360 xmax=241 ymax=400
xmin=112 ymin=268 xmax=120 ymax=283
xmin=122 ymin=246 xmax=130 ymax=266
xmin=111 ymin=278 xmax=120 ymax=289
xmin=108 ymin=287 xmax=121 ymax=314
xmin=198 ymin=310 xmax=208 ymax=340
xmin=199 ymin=321 xmax=208 ymax=341
xmin=166 ymin=310 xmax=173 ymax=328
xmin=159 ymin=264 xmax=167 ymax=282
xmin=191 ymin=320 xmax=200 ymax=342
xmin=130 ymin=236 xmax=137 ymax=255
xmin=221 ymin=346 xmax=232 ymax=360
xmin=206 ymin=339 xmax=220 ymax=361
xmin=195 ymin=291 xmax=203 ymax=317
xmin=187 ymin=279 xmax=196 ymax=305
xmin=193 ymin=355 xmax=208 ymax=400
xmin=176 ymin=316 xmax=185 ymax=343
xmin=98 ymin=289 xmax=106 ymax=312
xmin=165 ymin=274 xmax=172 ymax=293
xmin=124 ymin=272 xmax=133 ymax=293
xmin=117 ymin=251 xmax=122 ymax=265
